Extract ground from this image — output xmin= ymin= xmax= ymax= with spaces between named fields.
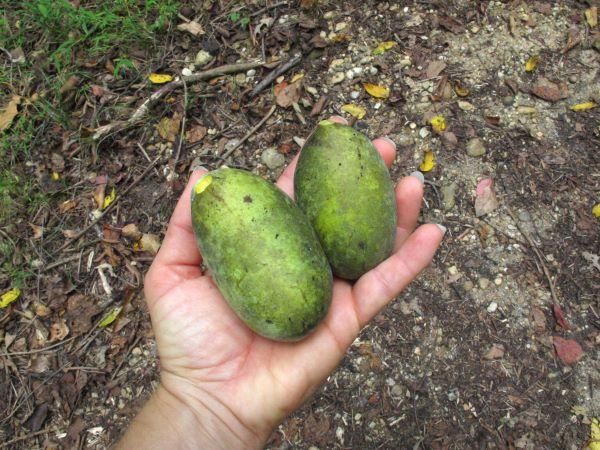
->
xmin=0 ymin=0 xmax=599 ymax=449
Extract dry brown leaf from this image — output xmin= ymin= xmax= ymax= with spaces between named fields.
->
xmin=177 ymin=20 xmax=204 ymax=36
xmin=475 ymin=178 xmax=499 ymax=217
xmin=426 ymin=60 xmax=447 ymax=78
xmin=553 ymin=336 xmax=583 ymax=365
xmin=0 ymin=95 xmax=21 ymax=133
xmin=531 ymin=77 xmax=569 ymax=102
xmin=186 ymin=125 xmax=207 ymax=143
xmin=58 ymin=199 xmax=78 ymax=213
xmin=29 ymin=223 xmax=44 ymax=239
xmin=156 ymin=112 xmax=182 ymax=142
xmin=49 ymin=318 xmax=69 ymax=342
xmin=122 ymin=223 xmax=142 ymax=241
xmin=275 ymin=81 xmax=302 ymax=108
xmin=139 ymin=233 xmax=161 ymax=255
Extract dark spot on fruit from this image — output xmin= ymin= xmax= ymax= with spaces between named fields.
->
xmin=275 ymin=233 xmax=279 ymax=239
xmin=266 ymin=319 xmax=273 ymax=324
xmin=358 ymin=241 xmax=366 ymax=250
xmin=243 ymin=195 xmax=253 ymax=203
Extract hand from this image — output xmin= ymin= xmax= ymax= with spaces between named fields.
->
xmin=117 ymin=117 xmax=445 ymax=449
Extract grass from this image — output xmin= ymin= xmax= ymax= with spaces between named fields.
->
xmin=0 ymin=0 xmax=179 ymax=288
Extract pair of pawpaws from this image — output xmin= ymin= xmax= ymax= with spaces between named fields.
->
xmin=191 ymin=121 xmax=397 ymax=341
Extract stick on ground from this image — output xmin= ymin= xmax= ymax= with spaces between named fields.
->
xmin=93 ymin=60 xmax=264 ymax=141
xmin=250 ymin=54 xmax=302 ymax=98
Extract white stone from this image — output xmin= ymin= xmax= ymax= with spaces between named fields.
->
xmin=487 ymin=302 xmax=498 ymax=313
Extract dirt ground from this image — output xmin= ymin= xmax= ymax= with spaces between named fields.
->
xmin=1 ymin=0 xmax=599 ymax=449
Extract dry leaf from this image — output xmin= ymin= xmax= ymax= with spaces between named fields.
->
xmin=441 ymin=131 xmax=458 ymax=149
xmin=553 ymin=336 xmax=583 ymax=365
xmin=570 ymin=102 xmax=597 ymax=111
xmin=49 ymin=318 xmax=69 ymax=342
xmin=553 ymin=303 xmax=572 ymax=330
xmin=102 ymin=187 xmax=116 ymax=209
xmin=483 ymin=344 xmax=505 ymax=360
xmin=531 ymin=77 xmax=569 ymax=102
xmin=593 ymin=203 xmax=600 ymax=218
xmin=90 ymin=85 xmax=105 ymax=97
xmin=93 ymin=183 xmax=106 ymax=210
xmin=59 ymin=199 xmax=77 ymax=213
xmin=363 ymin=83 xmax=389 ymax=99
xmin=59 ymin=75 xmax=79 ymax=94
xmin=177 ymin=21 xmax=204 ymax=36
xmin=453 ymin=82 xmax=469 ymax=97
xmin=0 ymin=288 xmax=21 ymax=308
xmin=156 ymin=112 xmax=182 ymax=142
xmin=532 ymin=307 xmax=547 ymax=330
xmin=186 ymin=125 xmax=207 ymax=143
xmin=525 ymin=55 xmax=539 ymax=72
xmin=475 ymin=178 xmax=499 ymax=216
xmin=585 ymin=7 xmax=598 ymax=28
xmin=122 ymin=223 xmax=142 ymax=241
xmin=30 ymin=223 xmax=44 ymax=239
xmin=148 ymin=73 xmax=173 ymax=84
xmin=419 ymin=150 xmax=435 ymax=172
xmin=291 ymin=73 xmax=304 ymax=83
xmin=430 ymin=115 xmax=446 ymax=133
xmin=426 ymin=60 xmax=447 ymax=78
xmin=0 ymin=95 xmax=21 ymax=133
xmin=28 ymin=355 xmax=51 ymax=373
xmin=275 ymin=81 xmax=302 ymax=108
xmin=139 ymin=233 xmax=161 ymax=255
xmin=341 ymin=103 xmax=366 ymax=119
xmin=373 ymin=41 xmax=395 ymax=55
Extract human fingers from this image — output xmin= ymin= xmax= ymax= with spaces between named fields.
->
xmin=147 ymin=170 xmax=207 ymax=298
xmin=393 ymin=172 xmax=425 ymax=250
xmin=351 ymin=223 xmax=445 ymax=327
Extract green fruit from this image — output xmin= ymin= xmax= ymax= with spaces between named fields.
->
xmin=191 ymin=167 xmax=332 ymax=341
xmin=294 ymin=121 xmax=397 ymax=279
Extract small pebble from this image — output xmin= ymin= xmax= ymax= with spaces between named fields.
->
xmin=479 ymin=278 xmax=490 ymax=289
xmin=261 ymin=147 xmax=285 ymax=170
xmin=181 ymin=67 xmax=193 ymax=77
xmin=246 ymin=69 xmax=256 ymax=77
xmin=194 ymin=50 xmax=213 ymax=67
xmin=466 ymin=138 xmax=486 ymax=157
xmin=330 ymin=72 xmax=345 ymax=84
xmin=419 ymin=127 xmax=430 ymax=138
xmin=463 ymin=280 xmax=474 ymax=291
xmin=350 ymin=90 xmax=360 ymax=99
xmin=487 ymin=302 xmax=498 ymax=313
xmin=368 ymin=66 xmax=378 ymax=75
xmin=494 ymin=277 xmax=503 ymax=286
xmin=409 ymin=122 xmax=417 ymax=129
xmin=501 ymin=95 xmax=514 ymax=106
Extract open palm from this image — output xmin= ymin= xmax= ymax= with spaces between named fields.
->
xmin=143 ymin=120 xmax=444 ymax=446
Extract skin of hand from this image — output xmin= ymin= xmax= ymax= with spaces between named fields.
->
xmin=116 ymin=117 xmax=445 ymax=449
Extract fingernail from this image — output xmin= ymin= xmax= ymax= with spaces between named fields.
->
xmin=380 ymin=136 xmax=397 ymax=151
xmin=435 ymin=223 xmax=447 ymax=234
xmin=329 ymin=115 xmax=349 ymax=125
xmin=409 ymin=171 xmax=424 ymax=184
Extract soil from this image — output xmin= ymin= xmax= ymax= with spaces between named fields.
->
xmin=1 ymin=1 xmax=599 ymax=449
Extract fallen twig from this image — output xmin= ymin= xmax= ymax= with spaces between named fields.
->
xmin=250 ymin=53 xmax=302 ymax=98
xmin=93 ymin=60 xmax=264 ymax=141
xmin=0 ymin=428 xmax=53 ymax=448
xmin=220 ymin=105 xmax=276 ymax=161
xmin=171 ymin=76 xmax=188 ymax=178
xmin=53 ymin=157 xmax=162 ymax=254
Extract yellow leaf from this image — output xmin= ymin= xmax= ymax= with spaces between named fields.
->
xmin=593 ymin=203 xmax=600 ymax=218
xmin=341 ymin=103 xmax=366 ymax=119
xmin=149 ymin=73 xmax=173 ymax=84
xmin=0 ymin=95 xmax=21 ymax=133
xmin=525 ymin=55 xmax=539 ymax=72
xmin=331 ymin=33 xmax=350 ymax=43
xmin=454 ymin=83 xmax=470 ymax=97
xmin=419 ymin=150 xmax=435 ymax=172
xmin=363 ymin=83 xmax=389 ymax=99
xmin=430 ymin=115 xmax=446 ymax=133
xmin=571 ymin=102 xmax=597 ymax=111
xmin=585 ymin=7 xmax=597 ymax=28
xmin=51 ymin=171 xmax=61 ymax=181
xmin=373 ymin=41 xmax=395 ymax=55
xmin=103 ymin=187 xmax=116 ymax=209
xmin=590 ymin=418 xmax=600 ymax=450
xmin=1 ymin=288 xmax=21 ymax=308
xmin=291 ymin=72 xmax=304 ymax=83
xmin=99 ymin=306 xmax=123 ymax=328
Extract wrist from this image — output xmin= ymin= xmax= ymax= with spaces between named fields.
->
xmin=117 ymin=376 xmax=268 ymax=449
xmin=159 ymin=372 xmax=269 ymax=450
